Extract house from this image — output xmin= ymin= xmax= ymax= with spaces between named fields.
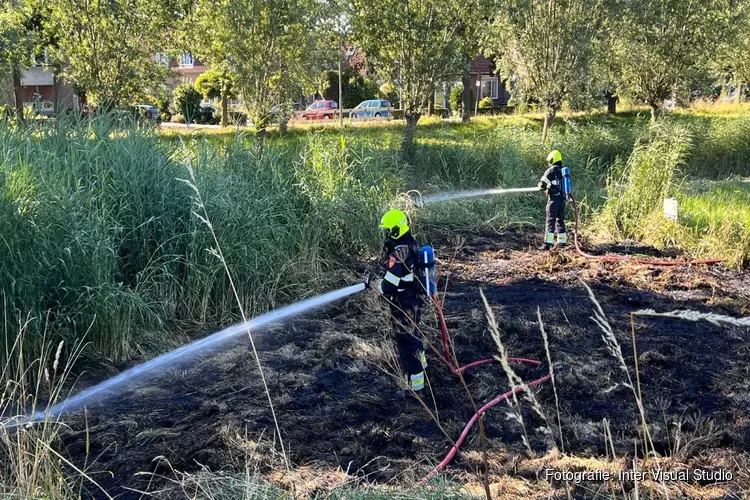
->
xmin=434 ymin=55 xmax=511 ymax=110
xmin=2 ymin=49 xmax=78 ymax=114
xmin=164 ymin=52 xmax=209 ymax=87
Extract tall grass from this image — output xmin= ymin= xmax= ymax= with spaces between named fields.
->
xmin=0 ymin=115 xmax=392 ymax=366
xmin=595 ymin=122 xmax=692 ymax=241
xmin=645 ymin=179 xmax=750 ymax=267
xmin=3 ymin=110 xmax=750 ymax=367
xmin=0 ymin=314 xmax=101 ymax=498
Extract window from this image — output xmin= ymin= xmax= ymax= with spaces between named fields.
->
xmin=381 ymin=101 xmax=391 ymax=108
xmin=345 ymin=47 xmax=356 ymax=57
xmin=481 ymin=77 xmax=499 ymax=100
xmin=155 ymin=52 xmax=169 ymax=67
xmin=331 ymin=101 xmax=338 ymax=109
xmin=32 ymin=47 xmax=50 ymax=66
xmin=180 ymin=52 xmax=194 ymax=67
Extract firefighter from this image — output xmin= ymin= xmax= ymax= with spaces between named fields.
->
xmin=365 ymin=209 xmax=427 ymax=396
xmin=538 ymin=150 xmax=568 ymax=250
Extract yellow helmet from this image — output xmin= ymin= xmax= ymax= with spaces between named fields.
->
xmin=379 ymin=209 xmax=410 ymax=240
xmin=547 ymin=150 xmax=563 ymax=164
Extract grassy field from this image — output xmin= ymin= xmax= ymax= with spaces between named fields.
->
xmin=2 ymin=110 xmax=750 ymax=366
xmin=2 ymin=107 xmax=750 ymax=497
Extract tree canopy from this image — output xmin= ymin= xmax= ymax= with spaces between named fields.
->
xmin=611 ymin=0 xmax=729 ymax=120
xmin=352 ymin=0 xmax=470 ymax=155
xmin=47 ymin=0 xmax=172 ymax=108
xmin=485 ymin=0 xmax=601 ymax=142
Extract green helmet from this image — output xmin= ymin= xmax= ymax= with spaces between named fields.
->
xmin=379 ymin=209 xmax=410 ymax=240
xmin=547 ymin=150 xmax=563 ymax=164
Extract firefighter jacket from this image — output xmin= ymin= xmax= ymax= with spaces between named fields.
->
xmin=379 ymin=233 xmax=421 ymax=306
xmin=539 ymin=164 xmax=565 ymax=198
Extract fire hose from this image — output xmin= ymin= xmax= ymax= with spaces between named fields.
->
xmin=422 ymin=296 xmax=552 ymax=482
xmin=569 ymin=194 xmax=722 ymax=266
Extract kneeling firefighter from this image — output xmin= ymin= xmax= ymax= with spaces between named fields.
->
xmin=538 ymin=150 xmax=572 ymax=250
xmin=366 ymin=209 xmax=430 ymax=396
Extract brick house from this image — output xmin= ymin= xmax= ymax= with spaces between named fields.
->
xmin=434 ymin=55 xmax=511 ymax=110
xmin=164 ymin=52 xmax=209 ymax=87
xmin=1 ymin=50 xmax=78 ymax=114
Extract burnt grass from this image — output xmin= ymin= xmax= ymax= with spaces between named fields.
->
xmin=59 ymin=230 xmax=750 ymax=498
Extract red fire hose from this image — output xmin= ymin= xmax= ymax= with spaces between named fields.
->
xmin=434 ymin=296 xmax=540 ymax=373
xmin=419 ymin=192 xmax=721 ymax=482
xmin=569 ymin=194 xmax=722 ymax=266
xmin=422 ymin=371 xmax=552 ymax=482
xmin=423 ymin=297 xmax=551 ymax=481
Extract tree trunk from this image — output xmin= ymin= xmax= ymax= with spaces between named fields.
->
xmin=461 ymin=71 xmax=471 ymax=123
xmin=650 ymin=102 xmax=660 ymax=123
xmin=338 ymin=57 xmax=344 ymax=128
xmin=402 ymin=112 xmax=420 ymax=162
xmin=735 ymin=79 xmax=743 ymax=104
xmin=221 ymin=83 xmax=228 ymax=127
xmin=53 ymin=65 xmax=61 ymax=115
xmin=427 ymin=96 xmax=434 ymax=116
xmin=279 ymin=116 xmax=288 ymax=134
xmin=12 ymin=67 xmax=24 ymax=120
xmin=605 ymin=91 xmax=617 ymax=114
xmin=542 ymin=109 xmax=556 ymax=144
xmin=474 ymin=74 xmax=481 ymax=115
xmin=257 ymin=127 xmax=266 ymax=156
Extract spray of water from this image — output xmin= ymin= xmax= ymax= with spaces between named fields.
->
xmin=419 ymin=187 xmax=540 ymax=206
xmin=15 ymin=283 xmax=365 ymax=426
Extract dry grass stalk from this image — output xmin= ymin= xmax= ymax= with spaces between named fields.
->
xmin=180 ymin=163 xmax=289 ymax=471
xmin=538 ymin=307 xmax=564 ymax=454
xmin=581 ymin=281 xmax=654 ymax=457
xmin=480 ymin=290 xmax=552 ymax=453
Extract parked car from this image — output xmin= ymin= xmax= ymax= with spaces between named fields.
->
xmin=302 ymin=100 xmax=338 ymax=120
xmin=135 ymin=104 xmax=161 ymax=122
xmin=349 ymin=99 xmax=393 ymax=120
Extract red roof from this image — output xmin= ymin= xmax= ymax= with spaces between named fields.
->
xmin=469 ymin=55 xmax=495 ymax=75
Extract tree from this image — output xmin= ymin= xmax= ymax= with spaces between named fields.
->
xmin=320 ymin=69 xmax=378 ymax=109
xmin=48 ymin=0 xmax=171 ymax=109
xmin=587 ymin=4 xmax=624 ymax=115
xmin=485 ymin=0 xmax=601 ymax=143
xmin=716 ymin=0 xmax=750 ymax=103
xmin=0 ymin=0 xmax=34 ymax=116
xmin=454 ymin=0 xmax=490 ymax=123
xmin=174 ymin=83 xmax=202 ymax=123
xmin=352 ymin=0 xmax=469 ymax=158
xmin=195 ymin=69 xmax=236 ymax=126
xmin=189 ymin=0 xmax=325 ymax=145
xmin=612 ymin=0 xmax=728 ymax=121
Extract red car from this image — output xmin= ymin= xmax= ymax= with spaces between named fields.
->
xmin=302 ymin=100 xmax=339 ymax=120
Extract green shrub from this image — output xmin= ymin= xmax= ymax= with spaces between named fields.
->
xmin=195 ymin=106 xmax=218 ymax=125
xmin=433 ymin=106 xmax=449 ymax=118
xmin=174 ymin=84 xmax=202 ymax=124
xmin=449 ymin=84 xmax=474 ymax=115
xmin=321 ymin=70 xmax=379 ymax=109
xmin=195 ymin=70 xmax=236 ymax=101
xmin=171 ymin=113 xmax=185 ymax=124
xmin=596 ymin=122 xmax=691 ymax=240
xmin=479 ymin=97 xmax=493 ymax=109
xmin=219 ymin=110 xmax=247 ymax=126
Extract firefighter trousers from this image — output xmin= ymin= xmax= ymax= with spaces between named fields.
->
xmin=389 ymin=301 xmax=424 ymax=377
xmin=545 ymin=196 xmax=567 ymax=244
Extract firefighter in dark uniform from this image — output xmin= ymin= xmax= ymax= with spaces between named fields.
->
xmin=538 ymin=150 xmax=568 ymax=250
xmin=368 ymin=209 xmax=427 ymax=394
